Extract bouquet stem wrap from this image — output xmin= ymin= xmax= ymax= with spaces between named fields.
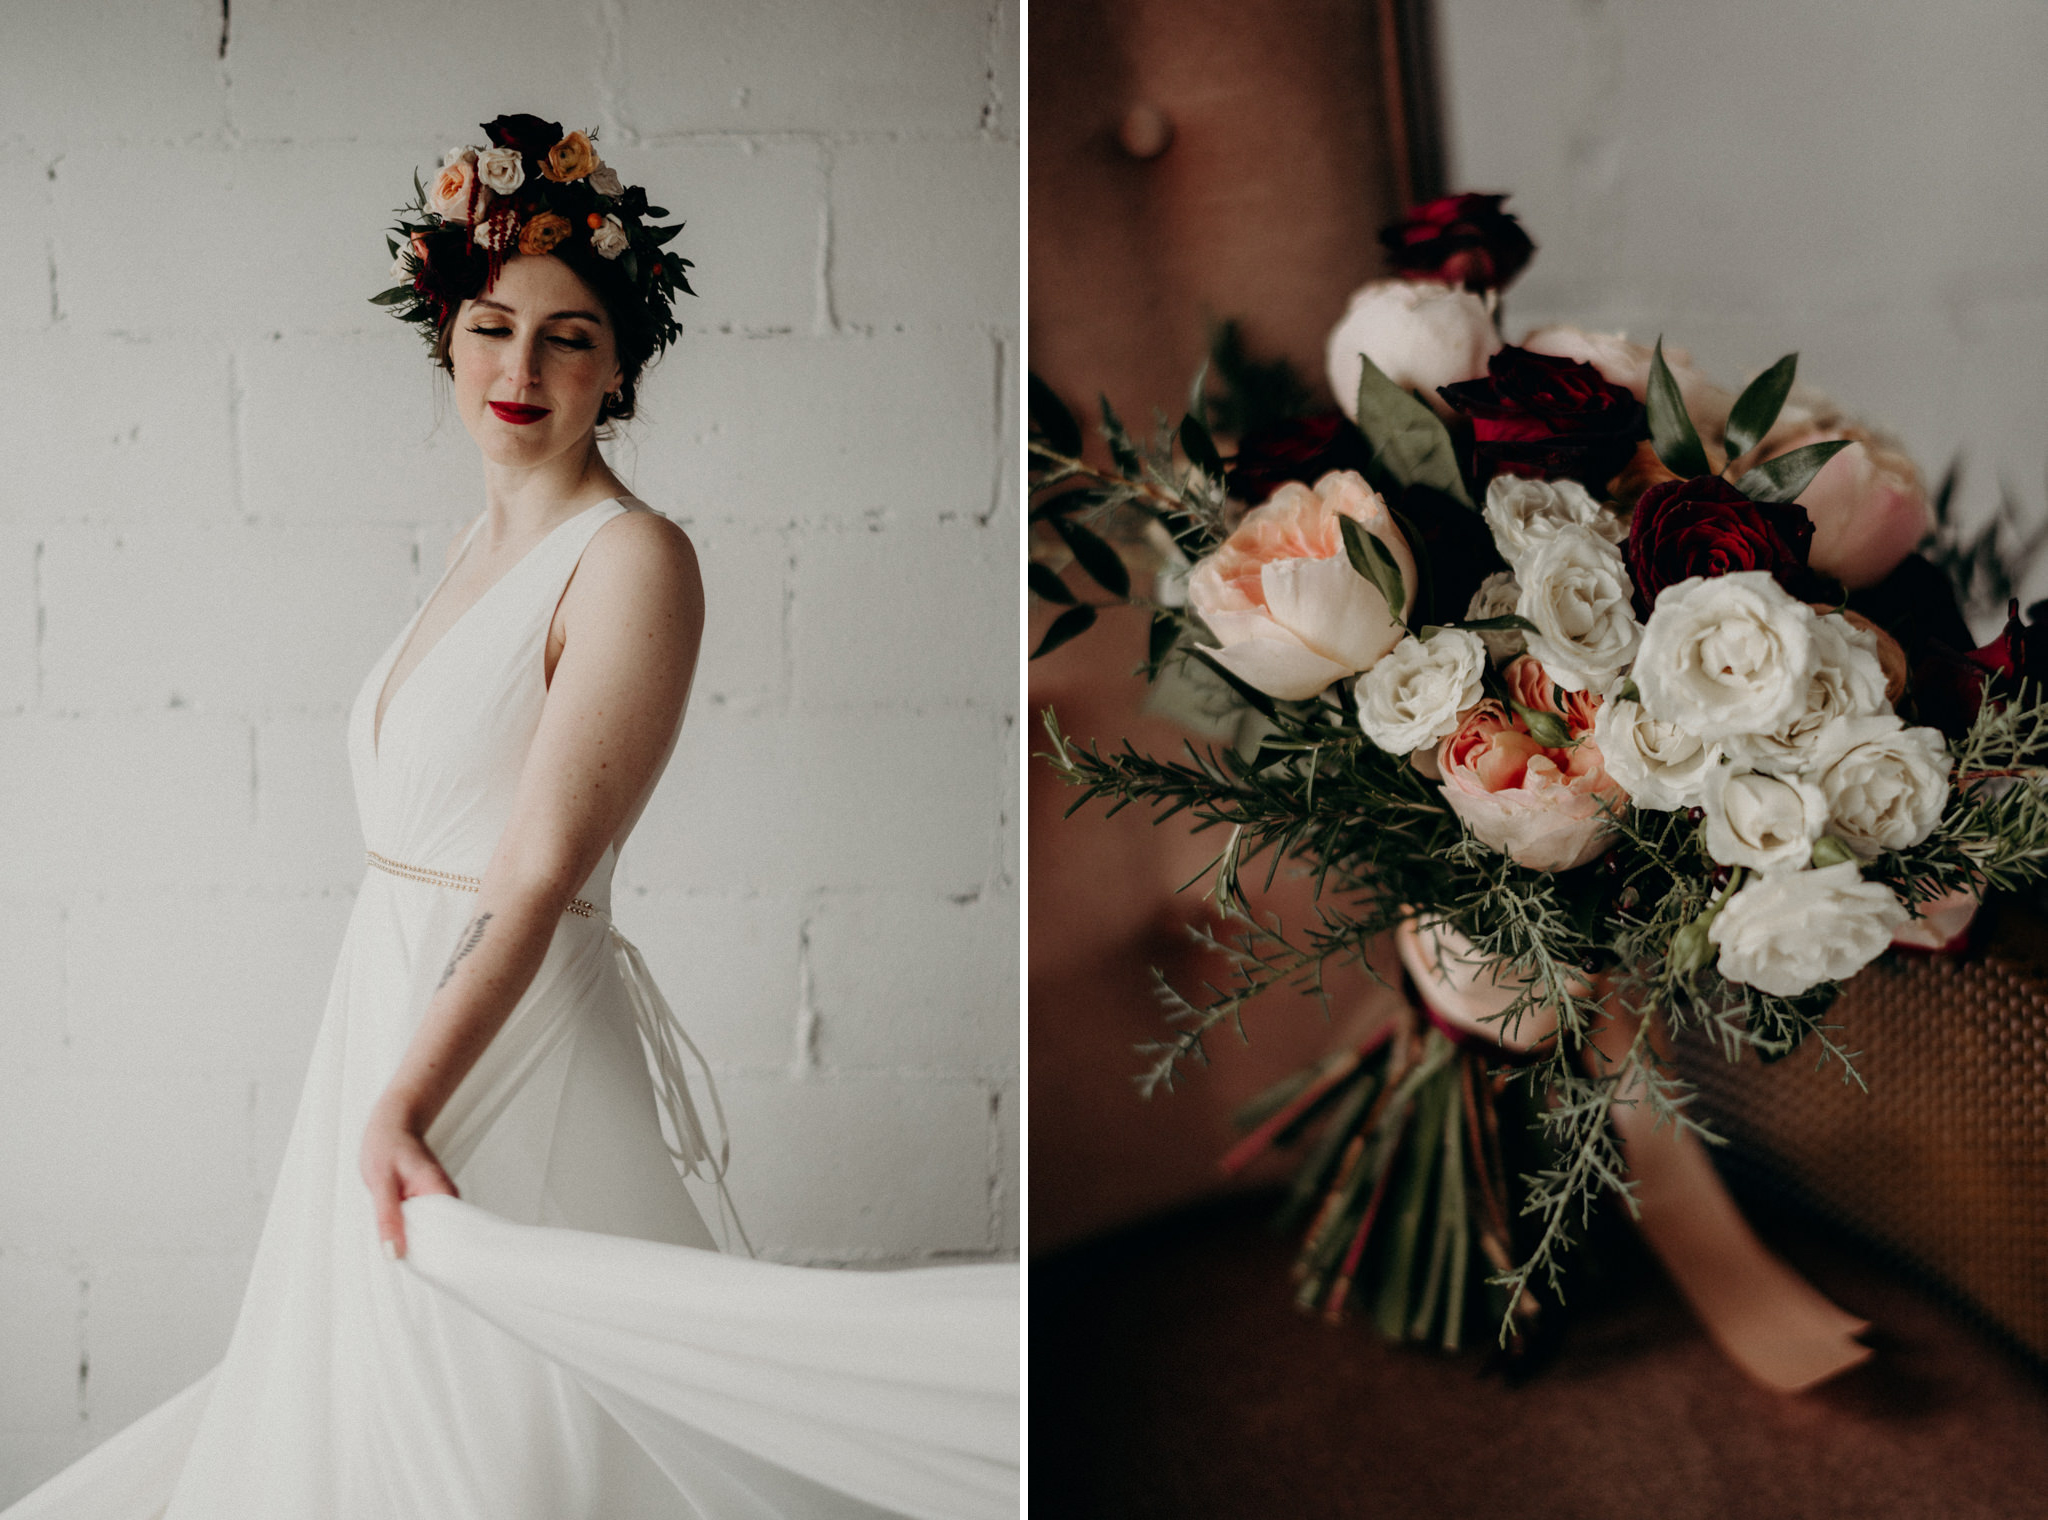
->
xmin=1394 ymin=915 xmax=1871 ymax=1392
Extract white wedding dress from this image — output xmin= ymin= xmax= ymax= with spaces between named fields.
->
xmin=2 ymin=497 xmax=1018 ymax=1520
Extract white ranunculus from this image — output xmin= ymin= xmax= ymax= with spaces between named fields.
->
xmin=1720 ymin=611 xmax=1891 ymax=775
xmin=1466 ymin=570 xmax=1524 ymax=663
xmin=1325 ymin=279 xmax=1500 ymax=421
xmin=443 ymin=145 xmax=477 ymax=169
xmin=591 ymin=213 xmax=631 ymax=259
xmin=475 ymin=146 xmax=526 ymax=196
xmin=1632 ymin=571 xmax=1819 ymax=742
xmin=1702 ymin=765 xmax=1829 ymax=873
xmin=1482 ymin=475 xmax=1624 ymax=572
xmin=588 ymin=162 xmax=624 ymax=197
xmin=1708 ymin=861 xmax=1909 ymax=997
xmin=1590 ymin=691 xmax=1718 ymax=811
xmin=1807 ymin=715 xmax=1953 ymax=860
xmin=1184 ymin=470 xmax=1417 ymax=700
xmin=389 ymin=247 xmax=411 ymax=281
xmin=1356 ymin=630 xmax=1488 ymax=755
xmin=1514 ymin=523 xmax=1641 ymax=693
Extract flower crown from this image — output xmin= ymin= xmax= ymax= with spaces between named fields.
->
xmin=371 ymin=113 xmax=694 ymax=360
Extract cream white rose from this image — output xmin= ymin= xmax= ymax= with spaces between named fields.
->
xmin=588 ymin=162 xmax=624 ymax=198
xmin=1633 ymin=571 xmax=1819 ymax=742
xmin=1807 ymin=715 xmax=1952 ymax=860
xmin=1720 ymin=612 xmax=1890 ymax=775
xmin=1702 ymin=765 xmax=1828 ymax=874
xmin=1482 ymin=475 xmax=1623 ymax=571
xmin=1326 ymin=279 xmax=1500 ymax=421
xmin=1708 ymin=861 xmax=1909 ymax=997
xmin=591 ymin=213 xmax=630 ymax=259
xmin=475 ymin=146 xmax=526 ymax=196
xmin=1356 ymin=630 xmax=1488 ymax=755
xmin=1514 ymin=523 xmax=1641 ymax=693
xmin=1590 ymin=691 xmax=1718 ymax=811
xmin=1466 ymin=570 xmax=1524 ymax=663
xmin=1184 ymin=470 xmax=1418 ymax=700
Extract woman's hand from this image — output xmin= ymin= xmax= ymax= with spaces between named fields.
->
xmin=359 ymin=1094 xmax=459 ymax=1259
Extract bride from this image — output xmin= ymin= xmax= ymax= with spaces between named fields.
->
xmin=3 ymin=114 xmax=1017 ymax=1520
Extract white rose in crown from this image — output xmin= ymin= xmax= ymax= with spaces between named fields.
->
xmin=1590 ymin=690 xmax=1717 ymax=811
xmin=1709 ymin=861 xmax=1910 ymax=997
xmin=1465 ymin=570 xmax=1524 ymax=663
xmin=1357 ymin=630 xmax=1488 ymax=755
xmin=1719 ymin=612 xmax=1889 ymax=775
xmin=1514 ymin=523 xmax=1641 ymax=693
xmin=591 ymin=213 xmax=631 ymax=259
xmin=475 ymin=146 xmax=526 ymax=196
xmin=1482 ymin=475 xmax=1624 ymax=572
xmin=1702 ymin=765 xmax=1829 ymax=874
xmin=1184 ymin=470 xmax=1417 ymax=701
xmin=1807 ymin=715 xmax=1952 ymax=860
xmin=588 ymin=163 xmax=624 ymax=198
xmin=1633 ymin=571 xmax=1819 ymax=742
xmin=1325 ymin=279 xmax=1500 ymax=421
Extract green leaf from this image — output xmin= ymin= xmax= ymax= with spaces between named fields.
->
xmin=1186 ymin=359 xmax=1211 ymax=426
xmin=1028 ymin=372 xmax=1082 ymax=458
xmin=1051 ymin=518 xmax=1130 ymax=599
xmin=1736 ymin=439 xmax=1853 ymax=504
xmin=1148 ymin=611 xmax=1180 ymax=669
xmin=1099 ymin=396 xmax=1142 ymax=478
xmin=1030 ymin=604 xmax=1097 ymax=660
xmin=1186 ymin=647 xmax=1279 ymax=720
xmin=368 ymin=286 xmax=414 ymax=306
xmin=1646 ymin=337 xmax=1711 ymax=478
xmin=1350 ymin=352 xmax=1474 ymax=508
xmin=1453 ymin=613 xmax=1537 ymax=635
xmin=1179 ymin=413 xmax=1224 ymax=478
xmin=1721 ymin=352 xmax=1797 ymax=463
xmin=1028 ymin=562 xmax=1076 ymax=605
xmin=1339 ymin=516 xmax=1407 ymax=622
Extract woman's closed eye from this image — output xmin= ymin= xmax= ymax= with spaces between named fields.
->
xmin=464 ymin=323 xmax=595 ymax=350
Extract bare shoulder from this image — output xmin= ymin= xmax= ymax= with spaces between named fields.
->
xmin=567 ymin=507 xmax=704 ymax=632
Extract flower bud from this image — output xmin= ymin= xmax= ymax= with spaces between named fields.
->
xmin=1809 ymin=834 xmax=1857 ymax=869
xmin=1668 ymin=921 xmax=1714 ymax=975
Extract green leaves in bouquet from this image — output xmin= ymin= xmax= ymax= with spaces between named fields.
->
xmin=1204 ymin=318 xmax=1315 ymax=437
xmin=1027 ymin=371 xmax=1083 ymax=459
xmin=1734 ymin=439 xmax=1852 ymax=504
xmin=1720 ymin=352 xmax=1798 ymax=463
xmin=1050 ymin=516 xmax=1130 ymax=598
xmin=1027 ymin=561 xmax=1075 ymax=606
xmin=1351 ymin=353 xmax=1474 ymax=510
xmin=1030 ymin=605 xmax=1097 ymax=660
xmin=1339 ymin=515 xmax=1407 ymax=624
xmin=1646 ymin=336 xmax=1711 ymax=479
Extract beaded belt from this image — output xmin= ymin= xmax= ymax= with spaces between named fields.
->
xmin=366 ymin=849 xmax=602 ymax=919
xmin=361 ymin=846 xmax=754 ymax=1257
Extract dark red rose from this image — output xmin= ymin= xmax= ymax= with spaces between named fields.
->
xmin=1915 ymin=597 xmax=2048 ymax=738
xmin=481 ymin=114 xmax=565 ymax=157
xmin=1625 ymin=475 xmax=1817 ymax=616
xmin=1379 ymin=193 xmax=1536 ymax=292
xmin=1437 ymin=347 xmax=1646 ymax=491
xmin=1225 ymin=412 xmax=1374 ymax=504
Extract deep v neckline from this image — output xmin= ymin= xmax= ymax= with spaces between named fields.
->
xmin=372 ymin=499 xmax=618 ymax=761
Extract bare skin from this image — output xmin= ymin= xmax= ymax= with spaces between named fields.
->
xmin=359 ymin=251 xmax=705 ymax=1259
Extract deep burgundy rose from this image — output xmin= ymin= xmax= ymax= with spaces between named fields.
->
xmin=1626 ymin=475 xmax=1817 ymax=616
xmin=481 ymin=114 xmax=565 ymax=156
xmin=1379 ymin=193 xmax=1536 ymax=292
xmin=1225 ymin=413 xmax=1375 ymax=504
xmin=1915 ymin=597 xmax=2048 ymax=738
xmin=1437 ymin=347 xmax=1646 ymax=490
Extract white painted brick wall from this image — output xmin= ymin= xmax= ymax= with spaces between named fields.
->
xmin=1438 ymin=0 xmax=2048 ymax=630
xmin=0 ymin=0 xmax=1016 ymax=1500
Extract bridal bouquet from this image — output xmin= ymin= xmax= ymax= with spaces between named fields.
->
xmin=1029 ymin=193 xmax=2048 ymax=1370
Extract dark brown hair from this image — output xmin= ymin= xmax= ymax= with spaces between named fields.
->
xmin=433 ymin=245 xmax=660 ymax=430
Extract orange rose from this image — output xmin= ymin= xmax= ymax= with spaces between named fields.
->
xmin=518 ymin=211 xmax=573 ymax=256
xmin=543 ymin=130 xmax=598 ymax=183
xmin=1438 ymin=699 xmax=1623 ymax=872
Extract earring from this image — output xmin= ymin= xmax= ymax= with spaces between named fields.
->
xmin=604 ymin=390 xmax=623 ymax=408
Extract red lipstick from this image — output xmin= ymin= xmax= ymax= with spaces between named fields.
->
xmin=489 ymin=401 xmax=551 ymax=425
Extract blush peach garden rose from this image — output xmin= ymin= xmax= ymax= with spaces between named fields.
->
xmin=1436 ymin=698 xmax=1624 ymax=872
xmin=1185 ymin=469 xmax=1418 ymax=701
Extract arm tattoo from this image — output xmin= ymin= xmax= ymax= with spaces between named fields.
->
xmin=437 ymin=911 xmax=494 ymax=991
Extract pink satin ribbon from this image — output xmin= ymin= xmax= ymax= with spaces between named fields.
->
xmin=1393 ymin=915 xmax=1871 ymax=1393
